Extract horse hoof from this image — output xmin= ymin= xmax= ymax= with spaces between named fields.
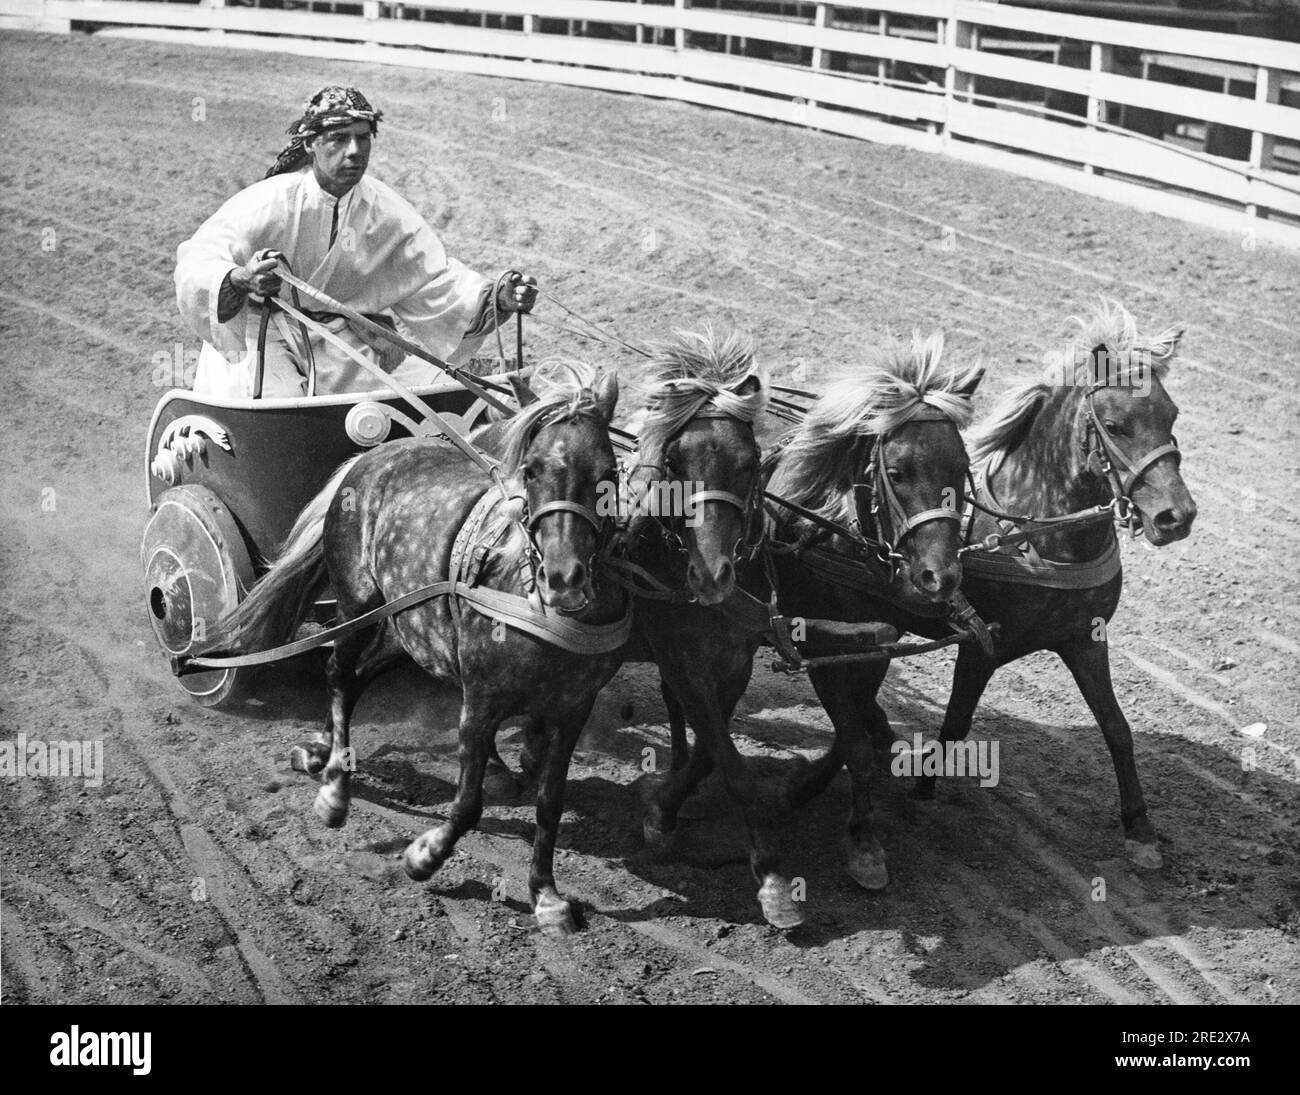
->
xmin=290 ymin=743 xmax=328 ymax=775
xmin=402 ymin=840 xmax=438 ymax=882
xmin=1126 ymin=839 xmax=1163 ymax=870
xmin=757 ymin=876 xmax=804 ymax=930
xmin=846 ymin=843 xmax=889 ymax=891
xmin=313 ymin=786 xmax=349 ymax=828
xmin=534 ymin=896 xmax=577 ymax=937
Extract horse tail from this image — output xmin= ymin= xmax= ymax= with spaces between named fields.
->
xmin=213 ymin=455 xmax=364 ymax=654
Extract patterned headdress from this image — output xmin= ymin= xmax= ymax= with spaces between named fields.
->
xmin=264 ymin=86 xmax=384 ymax=179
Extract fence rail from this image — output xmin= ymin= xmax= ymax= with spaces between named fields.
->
xmin=4 ymin=0 xmax=1300 ymax=245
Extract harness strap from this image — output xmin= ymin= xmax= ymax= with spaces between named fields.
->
xmin=178 ymin=487 xmax=630 ymax=675
xmin=962 ymin=534 xmax=1121 ymax=589
xmin=691 ymin=489 xmax=749 ymax=513
xmin=275 ymin=266 xmax=515 ymax=416
xmin=770 ymin=626 xmax=989 ymax=674
xmin=1115 ymin=441 xmax=1180 ymax=498
xmin=528 ymin=499 xmax=603 ymax=535
xmin=763 ymin=491 xmax=863 ymax=547
xmin=961 ymin=460 xmax=1114 ymax=559
xmin=791 ymin=544 xmax=953 ymax=617
xmin=177 ymin=580 xmax=456 ymax=672
xmin=275 ymin=297 xmax=506 ymax=486
xmin=601 ymin=555 xmax=697 ymax=604
xmin=900 ymin=507 xmax=961 ymax=533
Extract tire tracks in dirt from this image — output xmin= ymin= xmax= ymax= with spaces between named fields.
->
xmin=7 ymin=877 xmax=216 ymax=994
xmin=4 ymin=599 xmax=303 ymax=1004
xmin=0 ymin=289 xmax=154 ymax=363
xmin=347 ymin=789 xmax=824 ymax=1004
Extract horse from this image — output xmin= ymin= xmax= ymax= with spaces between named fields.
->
xmin=635 ymin=332 xmax=982 ymax=916
xmin=212 ymin=364 xmax=627 ymax=935
xmin=904 ymin=300 xmax=1197 ymax=868
xmin=485 ymin=329 xmax=801 ymax=925
xmin=732 ymin=332 xmax=986 ymax=893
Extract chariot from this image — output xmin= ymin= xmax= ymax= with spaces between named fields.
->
xmin=140 ymin=375 xmax=507 ymax=706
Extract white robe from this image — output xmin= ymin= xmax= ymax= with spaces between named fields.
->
xmin=175 ymin=169 xmax=498 ymax=398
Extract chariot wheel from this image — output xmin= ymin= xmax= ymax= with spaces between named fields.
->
xmin=141 ymin=484 xmax=254 ymax=707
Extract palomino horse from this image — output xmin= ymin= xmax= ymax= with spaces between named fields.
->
xmin=214 ymin=366 xmax=627 ymax=934
xmin=908 ymin=301 xmax=1196 ymax=868
xmin=746 ymin=332 xmax=984 ymax=892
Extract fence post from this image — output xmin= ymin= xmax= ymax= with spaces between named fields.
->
xmin=1247 ymin=66 xmax=1280 ymax=219
xmin=522 ymin=3 xmax=536 ymax=64
xmin=806 ymin=3 xmax=828 ymax=114
xmin=1085 ymin=42 xmax=1113 ymax=176
xmin=942 ymin=14 xmax=972 ymax=144
xmin=674 ymin=0 xmax=688 ymax=81
xmin=878 ymin=10 xmax=888 ymax=84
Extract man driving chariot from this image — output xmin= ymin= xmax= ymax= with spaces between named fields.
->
xmin=175 ymin=86 xmax=536 ymax=398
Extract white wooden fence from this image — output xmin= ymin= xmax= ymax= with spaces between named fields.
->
xmin=5 ymin=0 xmax=1300 ymax=246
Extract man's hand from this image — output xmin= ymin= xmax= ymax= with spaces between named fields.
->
xmin=495 ymin=272 xmax=538 ymax=315
xmin=230 ymin=250 xmax=283 ymax=298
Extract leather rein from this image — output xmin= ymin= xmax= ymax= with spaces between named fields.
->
xmin=764 ymin=406 xmax=964 ymax=575
xmin=959 ymin=381 xmax=1181 ymax=556
xmin=602 ymin=406 xmax=765 ymax=606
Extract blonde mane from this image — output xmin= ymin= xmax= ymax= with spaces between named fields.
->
xmin=499 ymin=360 xmax=609 ymax=473
xmin=969 ymin=298 xmax=1183 ymax=464
xmin=767 ymin=330 xmax=981 ymax=526
xmin=632 ymin=326 xmax=769 ymax=467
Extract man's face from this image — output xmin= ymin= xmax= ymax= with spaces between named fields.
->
xmin=307 ymin=120 xmax=372 ymax=197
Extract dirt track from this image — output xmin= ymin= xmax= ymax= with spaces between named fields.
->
xmin=2 ymin=28 xmax=1298 ymax=1005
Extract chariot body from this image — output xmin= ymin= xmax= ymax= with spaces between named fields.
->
xmin=141 ymin=376 xmax=506 ymax=706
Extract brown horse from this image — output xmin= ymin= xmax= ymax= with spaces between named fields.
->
xmin=488 ymin=330 xmax=805 ymax=925
xmin=214 ymin=365 xmax=626 ymax=934
xmin=776 ymin=302 xmax=1195 ymax=873
xmin=907 ymin=301 xmax=1197 ymax=867
xmin=725 ymin=332 xmax=986 ymax=893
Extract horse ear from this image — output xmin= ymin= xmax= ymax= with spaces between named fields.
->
xmin=591 ymin=369 xmax=620 ymax=422
xmin=508 ymin=373 xmax=539 ymax=407
xmin=1086 ymin=344 xmax=1110 ymax=384
xmin=730 ymin=373 xmax=764 ymax=397
xmin=1155 ymin=324 xmax=1185 ymax=357
xmin=955 ymin=365 xmax=985 ymax=397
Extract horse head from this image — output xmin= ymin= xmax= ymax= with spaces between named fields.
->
xmin=634 ymin=329 xmax=768 ymax=606
xmin=503 ymin=366 xmax=620 ymax=613
xmin=855 ymin=404 xmax=977 ymax=603
xmin=1078 ymin=330 xmax=1196 ymax=546
xmin=769 ymin=331 xmax=983 ymax=608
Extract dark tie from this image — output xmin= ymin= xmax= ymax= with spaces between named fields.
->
xmin=329 ymin=201 xmax=339 ymax=249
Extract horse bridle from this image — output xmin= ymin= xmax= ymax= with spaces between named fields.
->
xmin=852 ymin=407 xmax=965 ymax=573
xmin=1081 ymin=382 xmax=1180 ymax=533
xmin=643 ymin=407 xmax=764 ymax=570
xmin=511 ymin=403 xmax=619 ymax=612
